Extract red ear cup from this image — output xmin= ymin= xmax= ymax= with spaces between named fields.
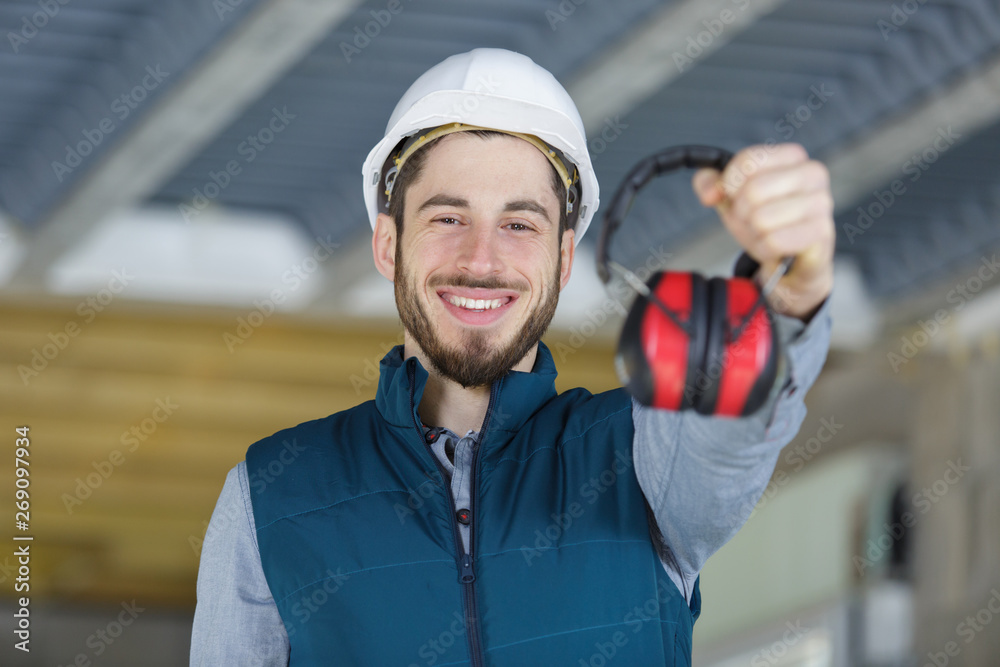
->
xmin=615 ymin=277 xmax=656 ymax=407
xmin=714 ymin=277 xmax=780 ymax=416
xmin=616 ymin=272 xmax=692 ymax=410
xmin=615 ymin=272 xmax=782 ymax=417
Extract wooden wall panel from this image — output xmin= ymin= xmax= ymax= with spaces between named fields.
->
xmin=0 ymin=299 xmax=618 ymax=608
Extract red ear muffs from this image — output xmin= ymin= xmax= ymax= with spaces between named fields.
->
xmin=597 ymin=146 xmax=786 ymax=417
xmin=615 ymin=272 xmax=780 ymax=416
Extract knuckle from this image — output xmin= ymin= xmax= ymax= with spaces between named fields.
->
xmin=733 ymin=147 xmax=755 ymax=168
xmin=761 ymin=235 xmax=783 ymax=257
xmin=820 ymin=218 xmax=836 ymax=245
xmin=750 ymin=225 xmax=774 ymax=254
xmin=818 ymin=190 xmax=835 ymax=216
xmin=783 ymin=142 xmax=809 ymax=160
xmin=809 ymin=160 xmax=830 ymax=187
xmin=727 ymin=197 xmax=748 ymax=224
xmin=753 ymin=239 xmax=778 ymax=262
xmin=747 ymin=207 xmax=771 ymax=235
xmin=741 ymin=178 xmax=766 ymax=207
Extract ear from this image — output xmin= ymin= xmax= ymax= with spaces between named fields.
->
xmin=372 ymin=212 xmax=397 ymax=282
xmin=558 ymin=228 xmax=575 ymax=290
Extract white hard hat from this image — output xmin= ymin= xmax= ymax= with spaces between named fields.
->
xmin=361 ymin=48 xmax=599 ymax=244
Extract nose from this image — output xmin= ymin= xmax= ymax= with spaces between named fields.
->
xmin=455 ymin=222 xmax=501 ymax=277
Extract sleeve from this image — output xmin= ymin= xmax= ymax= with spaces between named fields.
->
xmin=633 ymin=294 xmax=833 ymax=603
xmin=190 ymin=462 xmax=290 ymax=666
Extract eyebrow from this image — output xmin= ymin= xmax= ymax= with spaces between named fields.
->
xmin=417 ymin=194 xmax=553 ymax=225
xmin=417 ymin=194 xmax=469 ymax=215
xmin=503 ymin=199 xmax=552 ymax=225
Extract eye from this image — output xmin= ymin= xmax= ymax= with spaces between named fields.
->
xmin=434 ymin=216 xmax=461 ymax=225
xmin=505 ymin=221 xmax=534 ymax=232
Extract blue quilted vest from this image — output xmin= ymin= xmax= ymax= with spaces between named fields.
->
xmin=247 ymin=342 xmax=700 ymax=665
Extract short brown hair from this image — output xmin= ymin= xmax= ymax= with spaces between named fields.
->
xmin=387 ymin=130 xmax=568 ymax=241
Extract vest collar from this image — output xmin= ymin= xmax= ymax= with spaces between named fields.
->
xmin=375 ymin=341 xmax=560 ymax=436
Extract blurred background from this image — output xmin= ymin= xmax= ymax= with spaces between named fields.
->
xmin=1 ymin=0 xmax=999 ymax=665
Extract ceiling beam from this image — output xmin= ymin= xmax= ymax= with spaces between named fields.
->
xmin=566 ymin=0 xmax=789 ymax=134
xmin=8 ymin=0 xmax=363 ymax=289
xmin=826 ymin=50 xmax=1000 ymax=210
xmin=825 ymin=51 xmax=1000 ymax=329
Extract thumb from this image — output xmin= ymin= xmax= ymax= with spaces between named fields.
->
xmin=692 ymin=168 xmax=725 ymax=207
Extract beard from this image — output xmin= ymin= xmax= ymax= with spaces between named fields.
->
xmin=394 ymin=245 xmax=561 ymax=388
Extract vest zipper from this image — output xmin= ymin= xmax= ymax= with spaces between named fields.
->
xmin=407 ymin=361 xmax=498 ymax=667
xmin=463 ymin=379 xmax=499 ymax=667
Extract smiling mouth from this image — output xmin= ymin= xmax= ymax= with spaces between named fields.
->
xmin=444 ymin=294 xmax=512 ymax=311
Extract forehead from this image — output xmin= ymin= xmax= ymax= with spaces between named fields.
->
xmin=415 ymin=132 xmax=558 ymax=199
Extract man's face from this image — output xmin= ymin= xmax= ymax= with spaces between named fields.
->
xmin=374 ymin=132 xmax=574 ymax=388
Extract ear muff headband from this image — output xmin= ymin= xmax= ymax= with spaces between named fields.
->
xmin=596 ymin=145 xmax=732 ymax=284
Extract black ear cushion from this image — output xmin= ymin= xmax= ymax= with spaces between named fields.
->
xmin=741 ymin=308 xmax=782 ymax=415
xmin=679 ymin=273 xmax=708 ymax=412
xmin=614 ymin=273 xmax=663 ymax=406
xmin=694 ymin=277 xmax=729 ymax=415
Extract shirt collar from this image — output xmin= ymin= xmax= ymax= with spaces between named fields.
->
xmin=374 ymin=341 xmax=560 ymax=437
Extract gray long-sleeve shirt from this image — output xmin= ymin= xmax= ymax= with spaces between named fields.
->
xmin=191 ymin=297 xmax=831 ymax=665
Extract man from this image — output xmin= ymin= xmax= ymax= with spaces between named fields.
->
xmin=191 ymin=48 xmax=833 ymax=665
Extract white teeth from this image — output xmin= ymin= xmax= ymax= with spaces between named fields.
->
xmin=447 ymin=295 xmax=504 ymax=310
